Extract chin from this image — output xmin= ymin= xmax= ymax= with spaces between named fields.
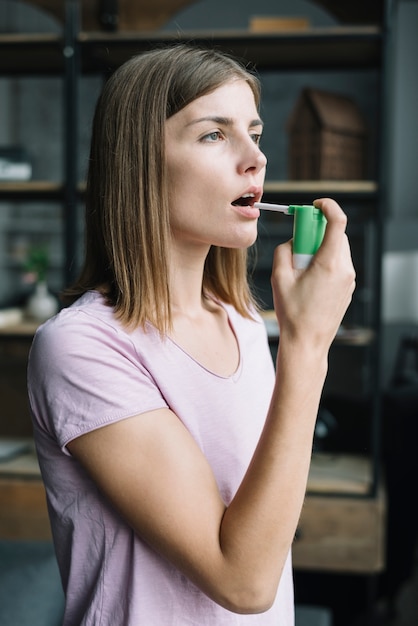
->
xmin=210 ymin=222 xmax=259 ymax=249
xmin=226 ymin=234 xmax=258 ymax=250
xmin=240 ymin=227 xmax=259 ymax=248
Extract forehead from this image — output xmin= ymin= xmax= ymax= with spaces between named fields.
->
xmin=173 ymin=79 xmax=260 ymax=125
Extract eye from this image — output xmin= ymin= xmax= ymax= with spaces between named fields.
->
xmin=250 ymin=132 xmax=262 ymax=145
xmin=201 ymin=131 xmax=224 ymax=143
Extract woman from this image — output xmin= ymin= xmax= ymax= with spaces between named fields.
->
xmin=28 ymin=43 xmax=355 ymax=625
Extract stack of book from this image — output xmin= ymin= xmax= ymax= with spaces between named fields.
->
xmin=0 ymin=147 xmax=32 ymax=181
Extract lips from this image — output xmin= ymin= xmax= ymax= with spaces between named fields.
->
xmin=231 ymin=192 xmax=257 ymax=207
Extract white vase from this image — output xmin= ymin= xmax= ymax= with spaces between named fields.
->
xmin=26 ymin=281 xmax=58 ymax=322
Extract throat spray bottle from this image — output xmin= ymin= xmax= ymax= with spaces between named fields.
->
xmin=255 ymin=203 xmax=327 ymax=270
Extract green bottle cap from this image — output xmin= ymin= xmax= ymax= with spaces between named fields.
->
xmin=287 ymin=205 xmax=327 ymax=269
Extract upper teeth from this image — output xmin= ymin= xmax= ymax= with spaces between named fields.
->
xmin=242 ymin=193 xmax=255 ymax=198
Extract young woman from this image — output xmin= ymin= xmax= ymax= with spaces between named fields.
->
xmin=28 ymin=44 xmax=355 ymax=625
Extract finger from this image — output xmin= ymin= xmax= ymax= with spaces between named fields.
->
xmin=312 ymin=198 xmax=348 ymax=260
xmin=273 ymin=239 xmax=293 ymax=267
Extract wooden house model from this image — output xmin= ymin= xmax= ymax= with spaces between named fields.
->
xmin=286 ymin=87 xmax=367 ymax=180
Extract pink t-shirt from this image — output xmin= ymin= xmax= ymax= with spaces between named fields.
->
xmin=28 ymin=291 xmax=294 ymax=625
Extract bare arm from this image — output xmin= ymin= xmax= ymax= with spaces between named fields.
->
xmin=68 ymin=198 xmax=355 ymax=614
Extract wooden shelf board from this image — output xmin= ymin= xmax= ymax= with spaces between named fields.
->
xmin=262 ymin=312 xmax=375 ymax=347
xmin=79 ymin=26 xmax=382 ymax=71
xmin=293 ymin=482 xmax=386 ymax=573
xmin=0 ymin=320 xmax=40 ymax=337
xmin=0 ymin=33 xmax=63 ymax=74
xmin=76 ymin=180 xmax=378 ymax=196
xmin=261 ymin=180 xmax=379 ymax=218
xmin=293 ymin=454 xmax=385 ymax=573
xmin=0 ymin=25 xmax=382 ymax=73
xmin=0 ymin=475 xmax=51 ymax=540
xmin=0 ymin=439 xmax=40 ymax=478
xmin=263 ymin=180 xmax=378 ymax=194
xmin=0 ymin=180 xmax=377 ymax=204
xmin=0 ymin=181 xmax=64 ymax=200
xmin=307 ymin=453 xmax=373 ymax=495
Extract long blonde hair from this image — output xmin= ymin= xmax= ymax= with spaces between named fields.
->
xmin=63 ymin=44 xmax=261 ymax=331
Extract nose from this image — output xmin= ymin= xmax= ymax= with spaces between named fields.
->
xmin=238 ymin=138 xmax=267 ymax=175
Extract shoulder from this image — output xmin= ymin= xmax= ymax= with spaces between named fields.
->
xmin=29 ymin=292 xmax=145 ymax=382
xmin=34 ymin=291 xmax=118 ymax=336
xmin=28 ymin=291 xmax=174 ymax=383
xmin=28 ymin=292 xmax=169 ymax=445
xmin=32 ymin=291 xmax=138 ymax=356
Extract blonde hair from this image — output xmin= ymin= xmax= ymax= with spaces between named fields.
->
xmin=63 ymin=44 xmax=261 ymax=332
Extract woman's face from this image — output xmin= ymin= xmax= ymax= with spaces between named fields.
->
xmin=165 ymin=78 xmax=267 ymax=253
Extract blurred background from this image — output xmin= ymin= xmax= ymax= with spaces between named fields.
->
xmin=0 ymin=1 xmax=417 ymax=625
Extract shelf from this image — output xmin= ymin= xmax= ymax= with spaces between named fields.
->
xmin=261 ymin=311 xmax=375 ymax=347
xmin=0 ymin=180 xmax=378 ymax=221
xmin=263 ymin=179 xmax=378 ymax=205
xmin=76 ymin=179 xmax=378 ymax=197
xmin=79 ymin=26 xmax=382 ymax=72
xmin=0 ymin=33 xmax=63 ymax=75
xmin=293 ymin=486 xmax=386 ymax=574
xmin=0 ymin=26 xmax=382 ymax=74
xmin=261 ymin=180 xmax=379 ymax=219
xmin=312 ymin=1 xmax=383 ymax=25
xmin=307 ymin=453 xmax=373 ymax=496
xmin=0 ymin=439 xmax=39 ymax=478
xmin=0 ymin=2 xmax=388 ymax=512
xmin=0 ymin=179 xmax=377 ymax=204
xmin=0 ymin=181 xmax=64 ymax=201
xmin=292 ymin=453 xmax=386 ymax=574
xmin=0 ymin=320 xmax=40 ymax=338
xmin=0 ymin=440 xmax=49 ymax=540
xmin=263 ymin=180 xmax=378 ymax=195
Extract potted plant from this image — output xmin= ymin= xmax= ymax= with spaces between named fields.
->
xmin=24 ymin=245 xmax=58 ymax=321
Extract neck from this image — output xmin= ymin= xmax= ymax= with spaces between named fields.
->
xmin=168 ymin=241 xmax=210 ymax=317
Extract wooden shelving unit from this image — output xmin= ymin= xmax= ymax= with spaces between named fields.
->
xmin=0 ymin=440 xmax=51 ymax=540
xmin=0 ymin=10 xmax=393 ymax=601
xmin=77 ymin=25 xmax=382 ymax=71
xmin=0 ymin=25 xmax=382 ymax=74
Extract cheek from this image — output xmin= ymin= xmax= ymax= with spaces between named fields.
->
xmin=168 ymin=156 xmax=211 ymax=209
xmin=167 ymin=166 xmax=201 ymax=231
xmin=166 ymin=157 xmax=183 ymax=191
xmin=167 ymin=155 xmax=200 ymax=200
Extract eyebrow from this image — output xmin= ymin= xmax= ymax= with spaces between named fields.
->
xmin=187 ymin=115 xmax=264 ymax=128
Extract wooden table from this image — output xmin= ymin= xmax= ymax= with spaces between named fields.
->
xmin=0 ymin=441 xmax=51 ymax=540
xmin=293 ymin=453 xmax=386 ymax=574
xmin=0 ymin=444 xmax=386 ymax=570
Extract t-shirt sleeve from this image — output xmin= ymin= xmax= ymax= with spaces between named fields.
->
xmin=27 ymin=309 xmax=168 ymax=453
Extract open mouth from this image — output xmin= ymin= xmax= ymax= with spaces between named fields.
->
xmin=231 ymin=193 xmax=255 ymax=207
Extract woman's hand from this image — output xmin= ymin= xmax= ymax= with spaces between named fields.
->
xmin=271 ymin=197 xmax=356 ymax=354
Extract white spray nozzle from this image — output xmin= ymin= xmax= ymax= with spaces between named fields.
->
xmin=254 ymin=202 xmax=290 ymax=215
